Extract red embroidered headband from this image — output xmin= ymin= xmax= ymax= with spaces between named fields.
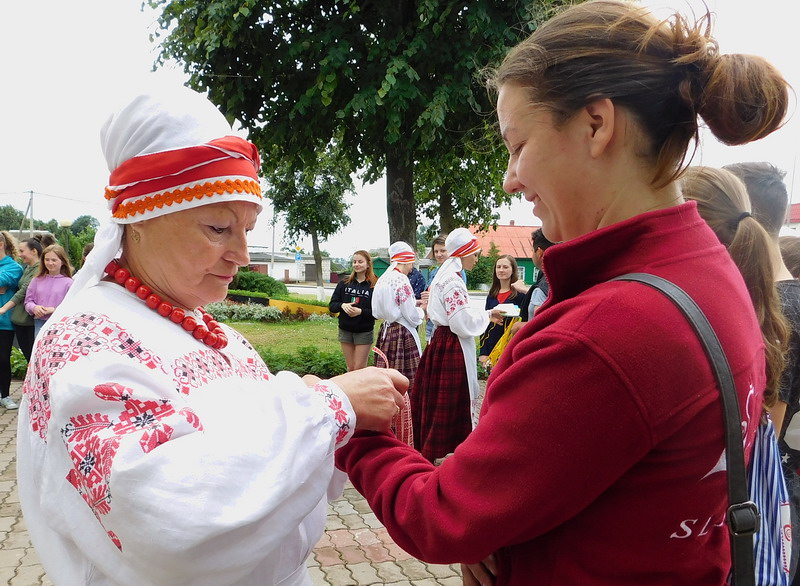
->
xmin=104 ymin=135 xmax=262 ymax=223
xmin=390 ymin=251 xmax=417 ymax=263
xmin=450 ymin=238 xmax=481 ymax=257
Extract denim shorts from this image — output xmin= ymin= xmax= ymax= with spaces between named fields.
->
xmin=338 ymin=328 xmax=374 ymax=345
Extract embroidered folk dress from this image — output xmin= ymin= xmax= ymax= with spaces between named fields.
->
xmin=372 ymin=268 xmax=425 ymax=355
xmin=17 ymin=280 xmax=354 ymax=586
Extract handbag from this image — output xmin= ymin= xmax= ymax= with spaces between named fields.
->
xmin=486 ymin=316 xmax=520 ymax=368
xmin=613 ymin=273 xmax=788 ymax=586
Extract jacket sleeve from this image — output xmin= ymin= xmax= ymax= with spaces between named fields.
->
xmin=335 ymin=328 xmax=652 ymax=564
xmin=0 ymin=261 xmax=22 ymax=288
xmin=328 ymin=281 xmax=345 ymax=313
xmin=24 ymin=277 xmax=40 ymax=315
xmin=10 ymin=267 xmax=33 ymax=306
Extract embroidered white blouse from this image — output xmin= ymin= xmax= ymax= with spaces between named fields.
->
xmin=17 ymin=281 xmax=355 ymax=586
xmin=371 ymin=268 xmax=424 ymax=353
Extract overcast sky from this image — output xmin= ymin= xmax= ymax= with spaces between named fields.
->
xmin=1 ymin=0 xmax=797 ymax=258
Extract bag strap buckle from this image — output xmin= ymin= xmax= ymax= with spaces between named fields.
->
xmin=727 ymin=501 xmax=760 ymax=536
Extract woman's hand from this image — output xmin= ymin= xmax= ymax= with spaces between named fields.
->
xmin=478 ymin=355 xmax=490 ymax=368
xmin=462 ymin=554 xmax=497 ymax=586
xmin=331 ymin=367 xmax=407 ymax=432
xmin=341 ymin=303 xmax=358 ymax=317
xmin=488 ymin=309 xmax=504 ymax=325
xmin=33 ymin=305 xmax=48 ymax=319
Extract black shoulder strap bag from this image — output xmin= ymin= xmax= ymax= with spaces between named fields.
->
xmin=612 ymin=273 xmax=759 ymax=586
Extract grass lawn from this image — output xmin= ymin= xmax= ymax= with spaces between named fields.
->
xmin=230 ymin=319 xmax=342 ymax=353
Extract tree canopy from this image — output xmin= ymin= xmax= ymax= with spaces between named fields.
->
xmin=150 ymin=0 xmax=562 ymax=246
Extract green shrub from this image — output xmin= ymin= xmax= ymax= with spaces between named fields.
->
xmin=232 ymin=270 xmax=288 ymax=297
xmin=227 ymin=289 xmax=269 ymax=299
xmin=271 ymin=294 xmax=331 ymax=308
xmin=11 ymin=347 xmax=27 ymax=380
xmin=205 ymin=301 xmax=283 ymax=322
xmin=467 ymin=241 xmax=500 ymax=289
xmin=258 ymin=345 xmax=347 ymax=378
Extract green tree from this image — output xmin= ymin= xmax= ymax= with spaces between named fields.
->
xmin=467 ymin=241 xmax=499 ymax=290
xmin=267 ymin=142 xmax=353 ymax=299
xmin=0 ymin=206 xmax=26 ymax=231
xmin=70 ymin=215 xmax=100 ymax=236
xmin=149 ymin=1 xmax=562 ymax=247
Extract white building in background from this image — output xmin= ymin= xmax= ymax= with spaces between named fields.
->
xmin=247 ymin=246 xmax=332 ymax=283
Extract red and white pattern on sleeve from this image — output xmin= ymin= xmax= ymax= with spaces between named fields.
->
xmin=62 ymin=382 xmax=203 ymax=551
xmin=172 ymin=348 xmax=270 ymax=395
xmin=24 ymin=313 xmax=167 ymax=441
xmin=394 ymin=283 xmax=413 ymax=307
xmin=312 ymin=382 xmax=352 ymax=445
xmin=441 ymin=277 xmax=469 ymax=317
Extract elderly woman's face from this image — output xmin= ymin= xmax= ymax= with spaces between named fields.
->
xmin=128 ymin=201 xmax=259 ymax=309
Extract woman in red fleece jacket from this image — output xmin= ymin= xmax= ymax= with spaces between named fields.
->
xmin=335 ymin=1 xmax=790 ymax=584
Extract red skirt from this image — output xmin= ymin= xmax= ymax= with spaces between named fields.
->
xmin=411 ymin=325 xmax=471 ymax=462
xmin=376 ymin=321 xmax=419 ymax=446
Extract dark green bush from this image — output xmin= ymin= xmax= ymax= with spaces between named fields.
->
xmin=232 ymin=270 xmax=288 ymax=297
xmin=11 ymin=347 xmax=28 ymax=379
xmin=258 ymin=345 xmax=346 ymax=378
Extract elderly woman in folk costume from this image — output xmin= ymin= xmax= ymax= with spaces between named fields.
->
xmin=412 ymin=227 xmax=496 ymax=463
xmin=16 ymin=86 xmax=406 ymax=586
xmin=372 ymin=241 xmax=425 ymax=445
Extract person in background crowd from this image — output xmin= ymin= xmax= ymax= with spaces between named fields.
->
xmin=510 ymin=228 xmax=555 ymax=335
xmin=423 ymin=234 xmax=466 ymax=343
xmin=25 ymin=244 xmax=74 ymax=338
xmin=408 ymin=264 xmax=426 ymax=302
xmin=335 ymin=1 xmax=790 ymax=582
xmin=0 ymin=237 xmax=42 ymax=363
xmin=372 ymin=241 xmax=424 ymax=445
xmin=683 ymin=164 xmax=792 ymax=581
xmin=478 ymin=254 xmax=525 ymax=369
xmin=328 ymin=250 xmax=377 ymax=371
xmin=0 ymin=231 xmax=23 ymax=410
xmin=780 ymin=236 xmax=800 ymax=280
xmin=725 ymin=161 xmax=800 ymax=583
xmin=411 ymin=228 xmax=492 ymax=463
xmin=16 ymin=85 xmax=406 ymax=586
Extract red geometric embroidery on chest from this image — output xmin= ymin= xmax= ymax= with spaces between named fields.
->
xmin=62 ymin=382 xmax=203 ymax=550
xmin=24 ymin=313 xmax=167 ymax=441
xmin=172 ymin=348 xmax=270 ymax=395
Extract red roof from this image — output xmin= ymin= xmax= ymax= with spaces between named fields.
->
xmin=790 ymin=203 xmax=800 ymax=223
xmin=470 ymin=223 xmax=539 ymax=259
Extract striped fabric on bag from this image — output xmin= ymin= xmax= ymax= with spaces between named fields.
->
xmin=749 ymin=416 xmax=791 ymax=585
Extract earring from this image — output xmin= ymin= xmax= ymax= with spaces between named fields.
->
xmin=131 ymin=229 xmax=141 ymax=243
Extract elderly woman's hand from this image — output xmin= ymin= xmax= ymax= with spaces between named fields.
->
xmin=331 ymin=367 xmax=407 ymax=432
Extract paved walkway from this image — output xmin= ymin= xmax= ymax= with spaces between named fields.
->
xmin=0 ymin=381 xmax=463 ymax=585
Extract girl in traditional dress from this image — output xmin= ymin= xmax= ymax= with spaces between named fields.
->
xmin=372 ymin=241 xmax=424 ymax=445
xmin=412 ymin=227 xmax=493 ymax=463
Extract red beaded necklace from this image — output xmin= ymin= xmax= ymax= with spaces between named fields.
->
xmin=104 ymin=259 xmax=228 ymax=349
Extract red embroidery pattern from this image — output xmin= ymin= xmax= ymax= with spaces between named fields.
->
xmin=63 ymin=382 xmax=203 ymax=551
xmin=442 ymin=278 xmax=469 ymax=317
xmin=312 ymin=383 xmax=352 ymax=445
xmin=23 ymin=313 xmax=166 ymax=441
xmin=172 ymin=343 xmax=270 ymax=395
xmin=394 ymin=283 xmax=413 ymax=306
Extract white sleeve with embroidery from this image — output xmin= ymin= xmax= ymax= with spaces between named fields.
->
xmin=436 ymin=275 xmax=489 ymax=337
xmin=17 ymin=305 xmax=355 ymax=586
xmin=396 ymin=275 xmax=424 ymax=327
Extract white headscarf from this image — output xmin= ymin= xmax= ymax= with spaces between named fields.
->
xmin=387 ymin=241 xmax=416 ymax=272
xmin=67 ymin=86 xmax=262 ymax=302
xmin=429 ymin=228 xmax=480 ymax=291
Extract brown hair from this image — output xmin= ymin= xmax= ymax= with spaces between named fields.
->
xmin=0 ymin=231 xmax=19 ymax=260
xmin=488 ymin=254 xmax=519 ymax=299
xmin=780 ymin=236 xmax=800 ymax=279
xmin=485 ymin=0 xmax=789 ymax=188
xmin=344 ymin=250 xmax=377 ymax=286
xmin=682 ymin=166 xmax=788 ymax=407
xmin=38 ymin=245 xmax=74 ymax=278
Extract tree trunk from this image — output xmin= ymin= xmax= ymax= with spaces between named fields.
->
xmin=311 ymin=229 xmax=325 ymax=301
xmin=386 ymin=153 xmax=416 ymax=248
xmin=438 ymin=182 xmax=456 ymax=234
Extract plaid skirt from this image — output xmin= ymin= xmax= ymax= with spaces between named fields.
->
xmin=411 ymin=325 xmax=471 ymax=463
xmin=376 ymin=321 xmax=419 ymax=446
